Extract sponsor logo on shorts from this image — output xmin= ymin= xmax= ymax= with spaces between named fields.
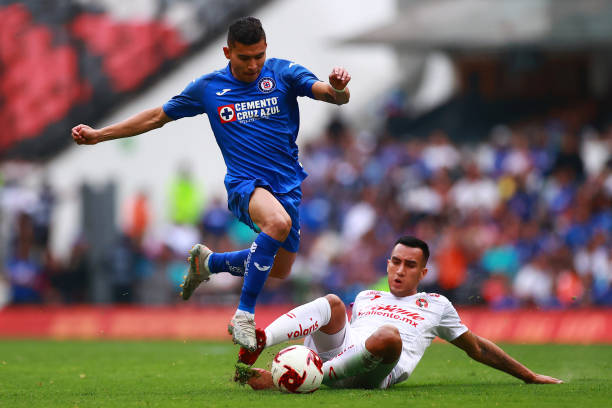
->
xmin=258 ymin=76 xmax=276 ymax=93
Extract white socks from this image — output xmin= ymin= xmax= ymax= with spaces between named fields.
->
xmin=264 ymin=297 xmax=331 ymax=347
xmin=322 ymin=347 xmax=383 ymax=384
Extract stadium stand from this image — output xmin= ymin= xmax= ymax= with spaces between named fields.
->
xmin=0 ymin=1 xmax=610 ymax=343
xmin=1 ymin=104 xmax=610 ymax=310
xmin=0 ymin=0 xmax=268 ymax=160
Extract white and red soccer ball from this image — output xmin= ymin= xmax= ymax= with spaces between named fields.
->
xmin=271 ymin=345 xmax=324 ymax=393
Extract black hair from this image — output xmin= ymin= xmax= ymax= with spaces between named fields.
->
xmin=393 ymin=236 xmax=430 ymax=264
xmin=227 ymin=16 xmax=266 ymax=46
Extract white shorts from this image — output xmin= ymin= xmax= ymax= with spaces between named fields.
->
xmin=303 ymin=316 xmax=398 ymax=389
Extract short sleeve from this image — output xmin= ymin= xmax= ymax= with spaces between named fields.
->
xmin=163 ymin=78 xmax=208 ymax=120
xmin=282 ymin=62 xmax=319 ymax=98
xmin=432 ymin=301 xmax=468 ymax=342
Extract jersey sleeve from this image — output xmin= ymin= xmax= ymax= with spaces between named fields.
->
xmin=432 ymin=300 xmax=468 ymax=342
xmin=163 ymin=77 xmax=208 ymax=120
xmin=282 ymin=62 xmax=319 ymax=99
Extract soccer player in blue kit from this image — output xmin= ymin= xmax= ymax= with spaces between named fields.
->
xmin=71 ymin=17 xmax=351 ymax=351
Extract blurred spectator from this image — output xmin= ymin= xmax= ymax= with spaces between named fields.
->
xmin=450 ymin=161 xmax=500 ymax=214
xmin=435 ymin=229 xmax=468 ymax=301
xmin=109 ymin=233 xmax=138 ymax=303
xmin=6 ymin=212 xmax=43 ymax=303
xmin=3 ymin=101 xmax=611 ymax=310
xmin=552 ymin=134 xmax=585 ymax=182
xmin=49 ymin=238 xmax=90 ymax=303
xmin=123 ymin=190 xmax=150 ymax=242
xmin=168 ymin=164 xmax=204 ymax=225
xmin=31 ymin=179 xmax=54 ymax=248
xmin=513 ymin=253 xmax=556 ymax=308
xmin=574 ymin=232 xmax=612 ymax=305
xmin=421 ymin=130 xmax=460 ymax=173
xmin=136 ymin=244 xmax=178 ymax=305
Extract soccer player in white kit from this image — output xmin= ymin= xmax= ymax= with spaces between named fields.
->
xmin=236 ymin=236 xmax=563 ymax=389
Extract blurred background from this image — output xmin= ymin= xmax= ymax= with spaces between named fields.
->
xmin=0 ymin=0 xmax=611 ymax=336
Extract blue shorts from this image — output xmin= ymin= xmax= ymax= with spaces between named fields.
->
xmin=225 ymin=177 xmax=302 ymax=253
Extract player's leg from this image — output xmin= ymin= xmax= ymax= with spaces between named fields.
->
xmin=181 ymin=224 xmax=295 ymax=300
xmin=182 ymin=186 xmax=300 ymax=301
xmin=238 ymin=294 xmax=346 ymax=365
xmin=322 ymin=324 xmax=402 ymax=389
xmin=180 ymin=243 xmax=251 ymax=300
xmin=268 ymin=248 xmax=296 ymax=279
xmin=200 ymin=191 xmax=297 ymax=279
xmin=229 ymin=187 xmax=291 ymax=350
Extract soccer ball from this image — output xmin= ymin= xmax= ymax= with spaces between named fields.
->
xmin=271 ymin=345 xmax=324 ymax=393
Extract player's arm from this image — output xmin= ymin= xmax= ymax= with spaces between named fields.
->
xmin=311 ymin=67 xmax=351 ymax=105
xmin=71 ymin=106 xmax=173 ymax=145
xmin=450 ymin=330 xmax=563 ymax=384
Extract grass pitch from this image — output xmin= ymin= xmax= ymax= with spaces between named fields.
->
xmin=1 ymin=339 xmax=610 ymax=407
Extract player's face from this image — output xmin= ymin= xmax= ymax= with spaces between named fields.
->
xmin=387 ymin=244 xmax=428 ymax=297
xmin=223 ymin=39 xmax=267 ymax=83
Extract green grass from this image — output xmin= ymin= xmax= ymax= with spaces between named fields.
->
xmin=0 ymin=340 xmax=610 ymax=407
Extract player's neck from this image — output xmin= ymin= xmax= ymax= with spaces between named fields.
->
xmin=228 ymin=63 xmax=261 ymax=83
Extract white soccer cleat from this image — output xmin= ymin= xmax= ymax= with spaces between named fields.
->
xmin=180 ymin=244 xmax=212 ymax=300
xmin=228 ymin=310 xmax=257 ymax=351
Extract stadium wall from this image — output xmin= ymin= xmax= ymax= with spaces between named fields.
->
xmin=1 ymin=306 xmax=611 ymax=344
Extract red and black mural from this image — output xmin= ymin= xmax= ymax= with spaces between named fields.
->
xmin=0 ymin=0 xmax=267 ymax=160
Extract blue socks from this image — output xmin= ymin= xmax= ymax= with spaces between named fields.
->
xmin=206 ymin=233 xmax=282 ymax=313
xmin=208 ymin=249 xmax=250 ymax=277
xmin=238 ymin=232 xmax=282 ymax=313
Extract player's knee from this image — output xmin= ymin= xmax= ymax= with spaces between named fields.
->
xmin=320 ymin=294 xmax=346 ymax=334
xmin=265 ymin=211 xmax=292 ymax=240
xmin=366 ymin=325 xmax=402 ymax=363
xmin=324 ymin=294 xmax=346 ymax=321
xmin=325 ymin=293 xmax=345 ymax=313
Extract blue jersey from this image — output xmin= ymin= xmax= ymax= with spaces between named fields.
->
xmin=163 ymin=58 xmax=319 ymax=193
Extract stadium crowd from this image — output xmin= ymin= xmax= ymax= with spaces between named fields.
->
xmin=1 ymin=105 xmax=611 ymax=309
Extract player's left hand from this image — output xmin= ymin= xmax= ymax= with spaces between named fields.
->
xmin=526 ymin=374 xmax=563 ymax=384
xmin=329 ymin=67 xmax=351 ymax=91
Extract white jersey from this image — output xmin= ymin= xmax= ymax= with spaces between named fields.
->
xmin=350 ymin=290 xmax=468 ymax=384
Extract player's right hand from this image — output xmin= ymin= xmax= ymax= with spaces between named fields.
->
xmin=71 ymin=124 xmax=100 ymax=145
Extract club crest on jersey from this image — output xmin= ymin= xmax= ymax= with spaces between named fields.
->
xmin=258 ymin=77 xmax=276 ymax=93
xmin=217 ymin=105 xmax=236 ymax=123
xmin=416 ymin=298 xmax=429 ymax=308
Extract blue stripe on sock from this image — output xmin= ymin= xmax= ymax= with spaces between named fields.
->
xmin=238 ymin=232 xmax=282 ymax=313
xmin=208 ymin=249 xmax=250 ymax=276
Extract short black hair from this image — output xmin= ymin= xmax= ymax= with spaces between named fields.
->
xmin=393 ymin=236 xmax=430 ymax=264
xmin=227 ymin=16 xmax=266 ymax=46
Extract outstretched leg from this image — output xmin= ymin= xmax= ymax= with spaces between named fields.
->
xmin=182 ymin=245 xmax=296 ymax=301
xmin=238 ymin=294 xmax=346 ymax=365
